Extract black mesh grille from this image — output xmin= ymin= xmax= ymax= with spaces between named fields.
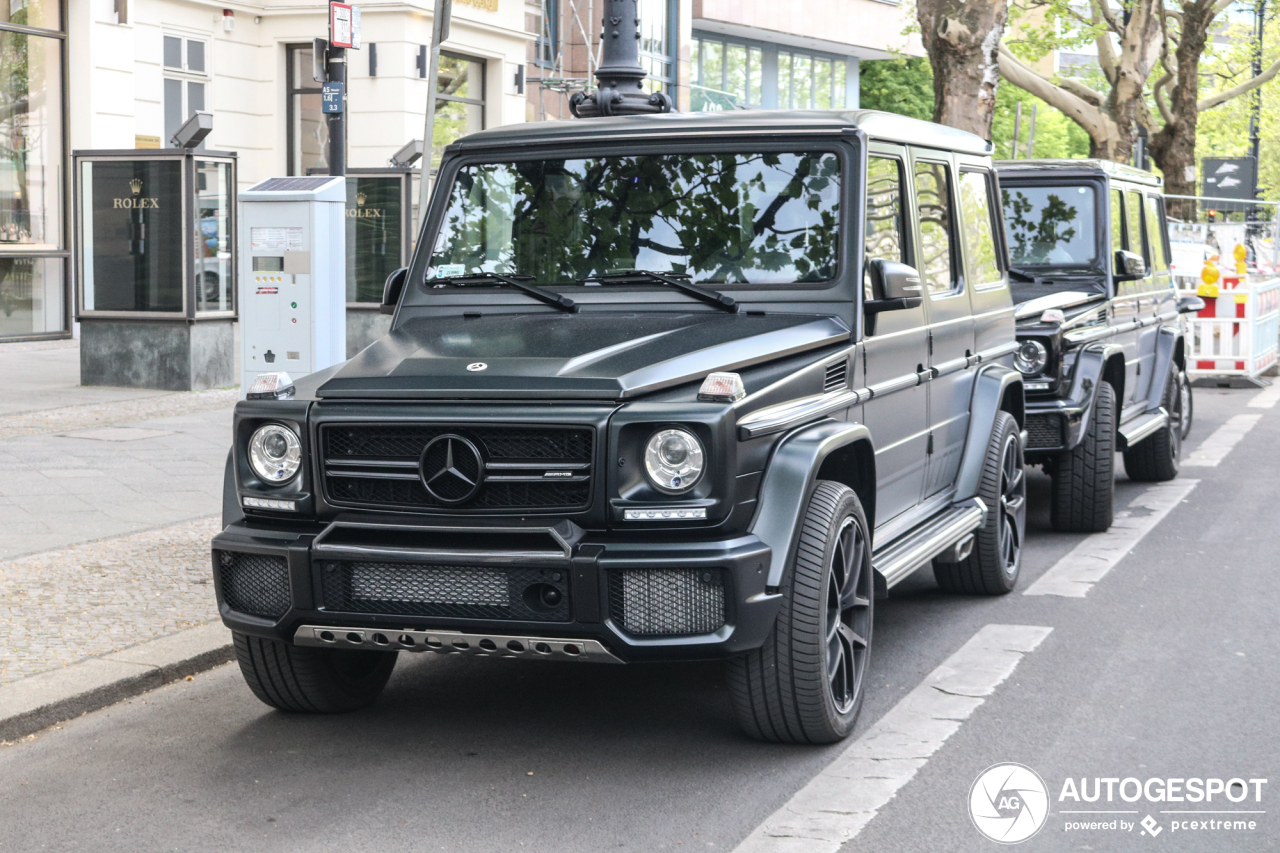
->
xmin=609 ymin=569 xmax=725 ymax=636
xmin=321 ymin=424 xmax=594 ymax=513
xmin=218 ymin=551 xmax=291 ymax=619
xmin=1025 ymin=413 xmax=1064 ymax=449
xmin=320 ymin=561 xmax=571 ymax=622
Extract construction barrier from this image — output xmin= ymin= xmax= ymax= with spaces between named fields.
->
xmin=1183 ymin=271 xmax=1280 ymax=382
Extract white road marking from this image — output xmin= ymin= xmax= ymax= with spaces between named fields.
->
xmin=1182 ymin=414 xmax=1263 ymax=466
xmin=1246 ymin=384 xmax=1280 ymax=408
xmin=1024 ymin=479 xmax=1198 ymax=598
xmin=733 ymin=624 xmax=1053 ymax=853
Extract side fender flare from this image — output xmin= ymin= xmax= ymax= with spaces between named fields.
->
xmin=750 ymin=419 xmax=873 ymax=588
xmin=1145 ymin=326 xmax=1183 ymax=412
xmin=955 ymin=365 xmax=1022 ymax=501
xmin=1070 ymin=344 xmax=1124 ymax=438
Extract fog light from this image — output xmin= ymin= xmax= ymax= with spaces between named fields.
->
xmin=624 ymin=507 xmax=707 ymax=521
xmin=243 ymin=496 xmax=297 ymax=511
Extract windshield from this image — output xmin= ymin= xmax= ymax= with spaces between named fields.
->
xmin=427 ymin=151 xmax=841 ymax=286
xmin=1002 ymin=184 xmax=1099 ymax=268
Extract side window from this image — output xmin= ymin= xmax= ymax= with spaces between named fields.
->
xmin=864 ymin=156 xmax=907 ymax=300
xmin=914 ymin=160 xmax=957 ymax=295
xmin=1144 ymin=194 xmax=1169 ymax=275
xmin=1110 ymin=188 xmax=1124 ymax=270
xmin=1124 ymin=190 xmax=1147 ymax=296
xmin=959 ymin=170 xmax=1002 ymax=289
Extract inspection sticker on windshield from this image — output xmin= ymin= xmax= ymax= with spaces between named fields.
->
xmin=435 ymin=264 xmax=466 ymax=278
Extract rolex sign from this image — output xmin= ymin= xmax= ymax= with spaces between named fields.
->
xmin=80 ymin=160 xmax=183 ymax=312
xmin=344 ymin=176 xmax=404 ymax=303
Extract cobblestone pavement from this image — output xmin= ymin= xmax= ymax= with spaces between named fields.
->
xmin=0 ymin=389 xmax=239 ymax=440
xmin=0 ymin=515 xmax=221 ymax=684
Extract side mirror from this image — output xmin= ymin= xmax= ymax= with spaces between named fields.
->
xmin=381 ymin=267 xmax=408 ymax=315
xmin=1113 ymin=250 xmax=1147 ymax=282
xmin=865 ymin=259 xmax=924 ymax=313
xmin=1177 ymin=294 xmax=1206 ymax=314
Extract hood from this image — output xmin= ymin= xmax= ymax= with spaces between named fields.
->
xmin=317 ymin=312 xmax=851 ymax=400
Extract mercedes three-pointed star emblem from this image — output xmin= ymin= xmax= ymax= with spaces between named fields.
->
xmin=419 ymin=434 xmax=484 ymax=503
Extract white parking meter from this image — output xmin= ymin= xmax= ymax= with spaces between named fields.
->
xmin=237 ymin=176 xmax=346 ymax=395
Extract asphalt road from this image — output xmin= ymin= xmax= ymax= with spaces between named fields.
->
xmin=1 ymin=385 xmax=1275 ymax=853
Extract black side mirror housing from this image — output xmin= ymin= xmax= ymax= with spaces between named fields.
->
xmin=865 ymin=259 xmax=924 ymax=313
xmin=381 ymin=267 xmax=409 ymax=315
xmin=1113 ymin=250 xmax=1148 ymax=282
xmin=1177 ymin=294 xmax=1206 ymax=314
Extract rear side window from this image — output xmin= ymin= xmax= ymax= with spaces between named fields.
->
xmin=1144 ymin=194 xmax=1168 ymax=274
xmin=1126 ymin=190 xmax=1146 ymax=259
xmin=864 ymin=156 xmax=907 ymax=299
xmin=914 ymin=160 xmax=957 ymax=295
xmin=959 ymin=170 xmax=1002 ymax=288
xmin=1109 ymin=188 xmax=1124 ymax=272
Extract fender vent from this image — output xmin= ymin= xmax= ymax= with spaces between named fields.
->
xmin=824 ymin=359 xmax=848 ymax=393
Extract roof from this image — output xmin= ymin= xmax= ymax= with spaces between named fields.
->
xmin=995 ymin=158 xmax=1163 ymax=187
xmin=448 ymin=109 xmax=993 ymax=156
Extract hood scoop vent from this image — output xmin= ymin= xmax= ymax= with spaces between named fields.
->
xmin=823 ymin=358 xmax=848 ymax=393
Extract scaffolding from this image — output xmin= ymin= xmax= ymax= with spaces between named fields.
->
xmin=527 ymin=0 xmax=602 ymax=121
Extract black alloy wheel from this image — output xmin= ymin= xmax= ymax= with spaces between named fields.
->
xmin=825 ymin=516 xmax=872 ymax=714
xmin=997 ymin=430 xmax=1027 ymax=581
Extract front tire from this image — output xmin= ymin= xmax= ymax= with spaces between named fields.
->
xmin=727 ymin=481 xmax=873 ymax=744
xmin=1177 ymin=370 xmax=1193 ymax=440
xmin=1124 ymin=370 xmax=1182 ymax=482
xmin=934 ymin=411 xmax=1026 ymax=595
xmin=1050 ymin=380 xmax=1116 ymax=532
xmin=233 ymin=632 xmax=398 ymax=713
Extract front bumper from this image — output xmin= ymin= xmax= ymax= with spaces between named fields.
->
xmin=211 ymin=518 xmax=776 ymax=663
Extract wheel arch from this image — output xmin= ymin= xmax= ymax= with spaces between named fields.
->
xmin=750 ymin=420 xmax=874 ymax=589
xmin=956 ymin=365 xmax=1023 ymax=502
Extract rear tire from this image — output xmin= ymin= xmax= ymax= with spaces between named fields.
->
xmin=934 ymin=411 xmax=1025 ymax=595
xmin=1124 ymin=370 xmax=1182 ymax=482
xmin=233 ymin=632 xmax=398 ymax=713
xmin=727 ymin=481 xmax=872 ymax=744
xmin=1050 ymin=381 xmax=1116 ymax=533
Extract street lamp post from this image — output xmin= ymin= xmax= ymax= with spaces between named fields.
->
xmin=569 ymin=0 xmax=674 ymax=118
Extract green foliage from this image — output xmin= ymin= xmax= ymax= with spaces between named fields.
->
xmin=430 ymin=153 xmax=842 ymax=285
xmin=991 ymin=85 xmax=1090 ymax=160
xmin=858 ymin=56 xmax=934 ymax=121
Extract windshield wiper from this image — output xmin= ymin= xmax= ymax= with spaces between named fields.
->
xmin=1008 ymin=266 xmax=1043 ymax=283
xmin=581 ymin=270 xmax=739 ymax=314
xmin=430 ymin=272 xmax=577 ymax=313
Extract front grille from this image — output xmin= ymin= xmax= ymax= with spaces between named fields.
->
xmin=1025 ymin=413 xmax=1064 ymax=449
xmin=322 ymin=424 xmax=594 ymax=513
xmin=320 ymin=561 xmax=571 ymax=622
xmin=609 ymin=569 xmax=726 ymax=636
xmin=218 ymin=551 xmax=291 ymax=619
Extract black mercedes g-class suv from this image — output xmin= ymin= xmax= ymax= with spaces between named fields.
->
xmin=214 ymin=110 xmax=1027 ymax=744
xmin=997 ymin=159 xmax=1201 ymax=532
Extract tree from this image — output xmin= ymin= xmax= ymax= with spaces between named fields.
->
xmin=859 ymin=56 xmax=934 ymax=121
xmin=916 ymin=0 xmax=1012 ymax=137
xmin=999 ymin=0 xmax=1280 ymax=214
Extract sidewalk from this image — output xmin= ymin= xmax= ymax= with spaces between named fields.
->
xmin=0 ymin=340 xmax=238 ymax=737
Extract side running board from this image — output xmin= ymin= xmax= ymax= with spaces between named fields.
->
xmin=1118 ymin=408 xmax=1168 ymax=451
xmin=873 ymin=499 xmax=987 ymax=590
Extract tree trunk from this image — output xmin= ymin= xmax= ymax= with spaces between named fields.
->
xmin=1150 ymin=0 xmax=1215 ymax=221
xmin=917 ymin=0 xmax=1009 ymax=138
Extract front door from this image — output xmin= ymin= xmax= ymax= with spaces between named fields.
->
xmin=859 ymin=148 xmax=930 ymax=528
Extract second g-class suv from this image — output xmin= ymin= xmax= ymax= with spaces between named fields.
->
xmin=997 ymin=160 xmax=1201 ymax=532
xmin=214 ymin=111 xmax=1026 ymax=744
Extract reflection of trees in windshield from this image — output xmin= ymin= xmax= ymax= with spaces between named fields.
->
xmin=430 ymin=152 xmax=840 ymax=285
xmin=1002 ymin=186 xmax=1097 ymax=267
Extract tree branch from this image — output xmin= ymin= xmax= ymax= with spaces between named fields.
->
xmin=1093 ymin=0 xmax=1125 ymax=35
xmin=1062 ymin=77 xmax=1107 ymax=107
xmin=998 ymin=44 xmax=1111 ymax=139
xmin=1198 ymin=56 xmax=1280 ymax=111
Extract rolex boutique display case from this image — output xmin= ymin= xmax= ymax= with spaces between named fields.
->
xmin=73 ymin=148 xmax=237 ymax=390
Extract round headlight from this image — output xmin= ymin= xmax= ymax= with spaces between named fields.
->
xmin=1015 ymin=340 xmax=1049 ymax=376
xmin=643 ymin=428 xmax=705 ymax=493
xmin=248 ymin=424 xmax=302 ymax=484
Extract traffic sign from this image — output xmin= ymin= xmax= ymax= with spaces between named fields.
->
xmin=322 ymin=82 xmax=344 ymax=113
xmin=330 ymin=2 xmax=358 ymax=49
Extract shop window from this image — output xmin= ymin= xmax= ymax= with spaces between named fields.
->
xmin=163 ymin=36 xmax=208 ymax=148
xmin=779 ymin=49 xmax=848 ymax=110
xmin=638 ymin=0 xmax=675 ymax=94
xmin=692 ymin=37 xmax=762 ymax=111
xmin=287 ymin=43 xmax=328 ymax=175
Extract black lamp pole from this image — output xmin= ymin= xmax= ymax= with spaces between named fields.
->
xmin=570 ymin=0 xmax=674 ymax=118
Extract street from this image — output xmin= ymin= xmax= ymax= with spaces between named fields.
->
xmin=0 ymin=383 xmax=1274 ymax=852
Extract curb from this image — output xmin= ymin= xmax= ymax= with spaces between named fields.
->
xmin=0 ymin=622 xmax=234 ymax=742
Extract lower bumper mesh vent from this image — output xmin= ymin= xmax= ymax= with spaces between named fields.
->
xmin=320 ymin=561 xmax=570 ymax=622
xmin=610 ymin=569 xmax=725 ymax=636
xmin=218 ymin=551 xmax=291 ymax=619
xmin=1025 ymin=413 xmax=1064 ymax=449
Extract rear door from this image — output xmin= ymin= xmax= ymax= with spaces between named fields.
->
xmin=910 ymin=152 xmax=975 ymax=499
xmin=1125 ymin=188 xmax=1157 ymax=406
xmin=859 ymin=145 xmax=931 ymax=527
xmin=1110 ymin=186 xmax=1145 ymax=407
